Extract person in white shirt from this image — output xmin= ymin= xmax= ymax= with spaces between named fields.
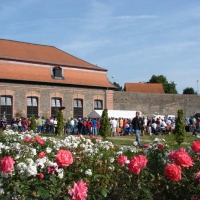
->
xmin=111 ymin=118 xmax=118 ymax=137
xmin=70 ymin=118 xmax=75 ymax=134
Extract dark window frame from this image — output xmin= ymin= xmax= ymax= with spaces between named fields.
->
xmin=94 ymin=99 xmax=103 ymax=110
xmin=51 ymin=97 xmax=62 ymax=117
xmin=51 ymin=67 xmax=64 ymax=80
xmin=27 ymin=96 xmax=38 ymax=118
xmin=73 ymin=98 xmax=83 ymax=119
xmin=0 ymin=95 xmax=13 ymax=124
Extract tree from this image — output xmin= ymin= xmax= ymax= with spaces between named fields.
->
xmin=57 ymin=110 xmax=64 ymax=135
xmin=100 ymin=109 xmax=110 ymax=139
xmin=183 ymin=87 xmax=196 ymax=94
xmin=30 ymin=114 xmax=36 ymax=132
xmin=148 ymin=75 xmax=178 ymax=94
xmin=174 ymin=109 xmax=185 ymax=145
xmin=113 ymin=82 xmax=123 ymax=91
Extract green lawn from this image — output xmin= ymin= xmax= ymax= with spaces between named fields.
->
xmin=40 ymin=132 xmax=200 ymax=149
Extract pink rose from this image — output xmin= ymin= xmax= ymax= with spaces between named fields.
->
xmin=38 ymin=152 xmax=46 ymax=158
xmin=36 ymin=136 xmax=45 ymax=145
xmin=169 ymin=149 xmax=193 ymax=168
xmin=164 ymin=163 xmax=182 ymax=182
xmin=56 ymin=150 xmax=73 ymax=167
xmin=158 ymin=144 xmax=164 ymax=150
xmin=68 ymin=180 xmax=88 ymax=200
xmin=90 ymin=135 xmax=94 ymax=139
xmin=117 ymin=155 xmax=127 ymax=166
xmin=128 ymin=157 xmax=141 ymax=174
xmin=77 ymin=134 xmax=81 ymax=137
xmin=192 ymin=141 xmax=200 ymax=153
xmin=24 ymin=137 xmax=31 ymax=142
xmin=0 ymin=156 xmax=15 ymax=173
xmin=137 ymin=155 xmax=148 ymax=169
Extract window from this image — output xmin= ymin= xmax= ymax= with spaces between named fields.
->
xmin=94 ymin=99 xmax=103 ymax=110
xmin=0 ymin=96 xmax=13 ymax=123
xmin=27 ymin=97 xmax=38 ymax=118
xmin=51 ymin=98 xmax=62 ymax=117
xmin=52 ymin=67 xmax=64 ymax=79
xmin=73 ymin=99 xmax=83 ymax=119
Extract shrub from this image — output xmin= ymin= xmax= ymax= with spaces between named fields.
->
xmin=57 ymin=110 xmax=64 ymax=135
xmin=174 ymin=109 xmax=186 ymax=145
xmin=100 ymin=109 xmax=110 ymax=139
xmin=30 ymin=114 xmax=36 ymax=132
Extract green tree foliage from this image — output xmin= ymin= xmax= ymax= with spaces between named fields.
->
xmin=174 ymin=109 xmax=185 ymax=145
xmin=57 ymin=110 xmax=64 ymax=135
xmin=30 ymin=114 xmax=36 ymax=132
xmin=113 ymin=82 xmax=123 ymax=91
xmin=100 ymin=109 xmax=110 ymax=139
xmin=183 ymin=87 xmax=196 ymax=94
xmin=149 ymin=75 xmax=178 ymax=94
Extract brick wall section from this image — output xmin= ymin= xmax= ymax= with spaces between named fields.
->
xmin=0 ymin=82 xmax=110 ymax=119
xmin=113 ymin=91 xmax=200 ymax=117
xmin=106 ymin=90 xmax=114 ymax=110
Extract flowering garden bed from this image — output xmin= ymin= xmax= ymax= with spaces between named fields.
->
xmin=0 ymin=130 xmax=200 ymax=200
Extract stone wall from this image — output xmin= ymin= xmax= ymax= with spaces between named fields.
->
xmin=113 ymin=91 xmax=200 ymax=117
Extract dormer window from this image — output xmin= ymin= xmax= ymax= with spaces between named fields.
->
xmin=52 ymin=67 xmax=64 ymax=79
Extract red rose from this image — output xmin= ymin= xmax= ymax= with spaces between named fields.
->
xmin=36 ymin=136 xmax=45 ymax=145
xmin=56 ymin=150 xmax=73 ymax=167
xmin=117 ymin=155 xmax=127 ymax=166
xmin=128 ymin=157 xmax=141 ymax=174
xmin=164 ymin=163 xmax=182 ymax=182
xmin=169 ymin=149 xmax=193 ymax=168
xmin=192 ymin=141 xmax=200 ymax=153
xmin=90 ymin=135 xmax=94 ymax=139
xmin=39 ymin=173 xmax=44 ymax=179
xmin=0 ymin=156 xmax=15 ymax=173
xmin=158 ymin=144 xmax=164 ymax=150
xmin=137 ymin=155 xmax=148 ymax=169
xmin=24 ymin=137 xmax=30 ymax=142
xmin=38 ymin=152 xmax=47 ymax=159
xmin=143 ymin=144 xmax=149 ymax=149
xmin=128 ymin=155 xmax=148 ymax=174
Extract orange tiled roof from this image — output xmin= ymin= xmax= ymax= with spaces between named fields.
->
xmin=124 ymin=83 xmax=165 ymax=93
xmin=0 ymin=62 xmax=114 ymax=88
xmin=0 ymin=39 xmax=106 ymax=71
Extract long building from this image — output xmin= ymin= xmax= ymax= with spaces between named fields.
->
xmin=0 ymin=39 xmax=114 ymax=122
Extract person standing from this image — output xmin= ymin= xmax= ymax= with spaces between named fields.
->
xmin=132 ymin=112 xmax=144 ymax=148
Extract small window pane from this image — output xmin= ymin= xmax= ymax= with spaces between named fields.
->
xmin=6 ymin=97 xmax=12 ymax=106
xmin=74 ymin=99 xmax=77 ymax=108
xmin=32 ymin=98 xmax=37 ymax=106
xmin=51 ymin=99 xmax=56 ymax=107
xmin=56 ymin=99 xmax=61 ymax=107
xmin=27 ymin=98 xmax=32 ymax=106
xmin=77 ymin=100 xmax=82 ymax=108
xmin=1 ymin=97 xmax=6 ymax=105
xmin=94 ymin=100 xmax=98 ymax=108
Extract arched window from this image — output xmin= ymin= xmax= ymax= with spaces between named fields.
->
xmin=51 ymin=98 xmax=62 ymax=117
xmin=0 ymin=96 xmax=13 ymax=123
xmin=27 ymin=97 xmax=38 ymax=118
xmin=73 ymin=98 xmax=83 ymax=119
xmin=94 ymin=99 xmax=103 ymax=110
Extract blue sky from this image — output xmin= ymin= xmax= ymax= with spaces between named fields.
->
xmin=1 ymin=0 xmax=200 ymax=94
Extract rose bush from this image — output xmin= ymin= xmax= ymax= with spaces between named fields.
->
xmin=0 ymin=130 xmax=200 ymax=199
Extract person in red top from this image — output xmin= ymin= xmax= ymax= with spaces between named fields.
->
xmin=123 ymin=119 xmax=127 ymax=134
xmin=97 ymin=119 xmax=100 ymax=135
xmin=197 ymin=117 xmax=200 ymax=133
xmin=86 ymin=120 xmax=92 ymax=135
xmin=22 ymin=118 xmax=28 ymax=132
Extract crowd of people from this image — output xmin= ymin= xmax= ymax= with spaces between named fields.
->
xmin=0 ymin=114 xmax=199 ymax=138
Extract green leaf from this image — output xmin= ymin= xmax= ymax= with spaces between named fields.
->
xmin=101 ymin=188 xmax=108 ymax=197
xmin=15 ymin=185 xmax=22 ymax=194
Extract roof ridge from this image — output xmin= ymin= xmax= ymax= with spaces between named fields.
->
xmin=0 ymin=38 xmax=54 ymax=48
xmin=53 ymin=46 xmax=106 ymax=71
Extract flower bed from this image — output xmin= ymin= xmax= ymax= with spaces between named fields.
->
xmin=0 ymin=130 xmax=200 ymax=199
